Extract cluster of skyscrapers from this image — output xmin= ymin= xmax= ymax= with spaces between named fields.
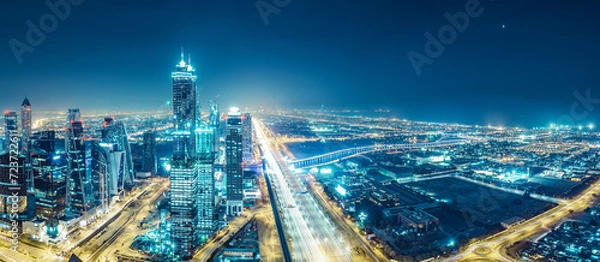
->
xmin=0 ymin=50 xmax=254 ymax=260
xmin=0 ymin=98 xmax=134 ymax=243
xmin=168 ymin=51 xmax=254 ymax=260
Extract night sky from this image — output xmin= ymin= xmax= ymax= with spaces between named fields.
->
xmin=1 ymin=0 xmax=599 ymax=127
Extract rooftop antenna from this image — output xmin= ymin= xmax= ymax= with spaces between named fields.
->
xmin=180 ymin=47 xmax=185 ymax=63
xmin=188 ymin=53 xmax=191 ymax=66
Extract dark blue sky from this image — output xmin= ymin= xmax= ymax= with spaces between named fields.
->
xmin=1 ymin=0 xmax=599 ymax=127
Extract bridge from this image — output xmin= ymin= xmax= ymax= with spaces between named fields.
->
xmin=289 ymin=139 xmax=472 ymax=169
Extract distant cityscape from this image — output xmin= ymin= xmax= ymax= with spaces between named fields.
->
xmin=0 ymin=52 xmax=599 ymax=262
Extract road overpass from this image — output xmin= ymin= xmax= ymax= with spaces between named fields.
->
xmin=290 ymin=139 xmax=471 ymax=168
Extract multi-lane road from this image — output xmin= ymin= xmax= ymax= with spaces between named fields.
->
xmin=255 ymin=118 xmax=355 ymax=262
xmin=255 ymin=117 xmax=328 ymax=261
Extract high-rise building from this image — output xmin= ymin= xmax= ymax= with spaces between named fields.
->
xmin=242 ymin=113 xmax=253 ymax=163
xmin=66 ymin=108 xmax=83 ymax=138
xmin=170 ymin=51 xmax=201 ymax=260
xmin=4 ymin=111 xmax=18 ymax=152
xmin=65 ymin=109 xmax=97 ymax=221
xmin=21 ymin=97 xmax=32 ymax=155
xmin=225 ymin=107 xmax=243 ymax=216
xmin=195 ymin=126 xmax=214 ymax=156
xmin=172 ymin=51 xmax=198 ymax=135
xmin=65 ymin=137 xmax=96 ymax=219
xmin=90 ymin=141 xmax=125 ymax=210
xmin=195 ymin=126 xmax=215 ymax=242
xmin=196 ymin=158 xmax=214 ymax=242
xmin=101 ymin=117 xmax=134 ymax=187
xmin=0 ymin=153 xmax=31 ymax=230
xmin=31 ymin=130 xmax=56 ymax=154
xmin=170 ymin=157 xmax=199 ymax=260
xmin=31 ymin=131 xmax=67 ymax=238
xmin=142 ymin=131 xmax=156 ymax=175
xmin=209 ymin=100 xmax=220 ymax=154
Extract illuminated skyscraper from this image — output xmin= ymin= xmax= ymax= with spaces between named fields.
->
xmin=195 ymin=126 xmax=215 ymax=242
xmin=226 ymin=107 xmax=243 ymax=216
xmin=31 ymin=130 xmax=55 ymax=154
xmin=142 ymin=131 xmax=156 ymax=174
xmin=209 ymin=100 xmax=220 ymax=154
xmin=170 ymin=158 xmax=198 ymax=260
xmin=170 ymin=51 xmax=201 ymax=260
xmin=31 ymin=130 xmax=67 ymax=238
xmin=90 ymin=141 xmax=125 ymax=210
xmin=66 ymin=108 xmax=83 ymax=138
xmin=65 ymin=109 xmax=96 ymax=221
xmin=101 ymin=117 xmax=134 ymax=188
xmin=172 ymin=51 xmax=198 ymax=135
xmin=21 ymin=97 xmax=32 ymax=155
xmin=65 ymin=138 xmax=95 ymax=219
xmin=195 ymin=126 xmax=214 ymax=156
xmin=242 ymin=113 xmax=253 ymax=163
xmin=0 ymin=153 xmax=30 ymax=230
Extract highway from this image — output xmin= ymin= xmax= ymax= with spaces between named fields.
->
xmin=447 ymin=176 xmax=600 ymax=261
xmin=264 ymin=171 xmax=293 ymax=262
xmin=255 ymin=118 xmax=353 ymax=262
xmin=307 ymin=175 xmax=389 ymax=262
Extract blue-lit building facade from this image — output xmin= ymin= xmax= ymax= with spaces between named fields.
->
xmin=101 ymin=117 xmax=134 ymax=189
xmin=90 ymin=141 xmax=126 ymax=210
xmin=65 ymin=109 xmax=98 ymax=223
xmin=226 ymin=107 xmax=244 ymax=216
xmin=21 ymin=98 xmax=32 ymax=156
xmin=195 ymin=126 xmax=215 ymax=242
xmin=242 ymin=113 xmax=253 ymax=164
xmin=0 ymin=153 xmax=33 ymax=230
xmin=209 ymin=100 xmax=220 ymax=154
xmin=31 ymin=130 xmax=67 ymax=239
xmin=170 ymin=52 xmax=202 ymax=260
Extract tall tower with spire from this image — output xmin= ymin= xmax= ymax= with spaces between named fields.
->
xmin=21 ymin=97 xmax=32 ymax=154
xmin=172 ymin=48 xmax=199 ymax=135
xmin=20 ymin=97 xmax=36 ymax=220
xmin=170 ymin=48 xmax=201 ymax=260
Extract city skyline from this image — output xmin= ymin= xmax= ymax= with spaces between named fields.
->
xmin=1 ymin=2 xmax=600 ymax=262
xmin=1 ymin=1 xmax=600 ymax=127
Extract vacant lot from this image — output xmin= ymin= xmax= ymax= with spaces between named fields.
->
xmin=528 ymin=176 xmax=579 ymax=197
xmin=406 ymin=177 xmax=555 ymax=227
